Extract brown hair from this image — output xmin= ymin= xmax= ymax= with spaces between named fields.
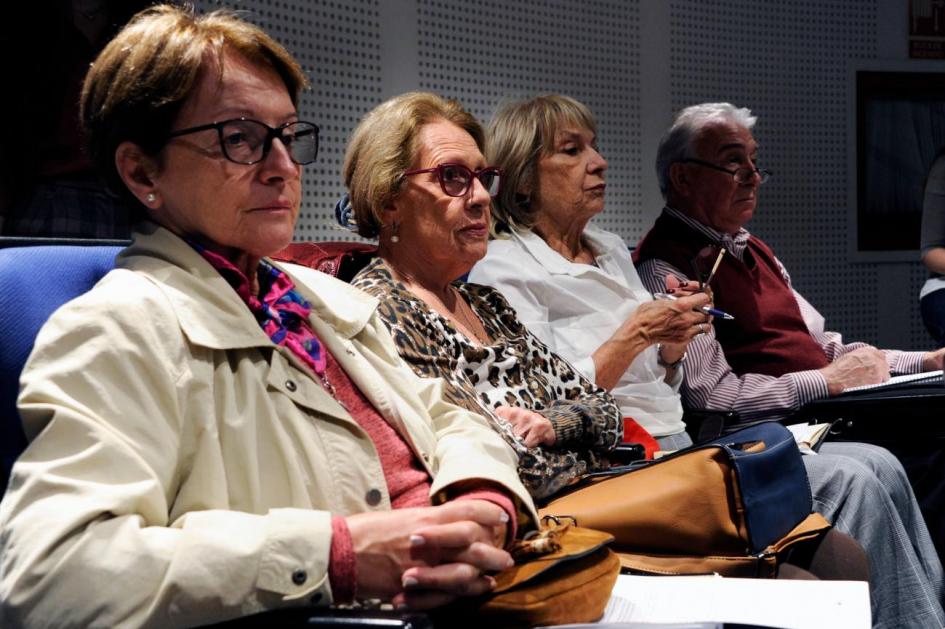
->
xmin=487 ymin=95 xmax=597 ymax=233
xmin=80 ymin=4 xmax=309 ymax=204
xmin=343 ymin=92 xmax=485 ymax=239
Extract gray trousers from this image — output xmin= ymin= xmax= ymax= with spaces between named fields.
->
xmin=810 ymin=442 xmax=944 ymax=629
xmin=655 ymin=434 xmax=944 ymax=628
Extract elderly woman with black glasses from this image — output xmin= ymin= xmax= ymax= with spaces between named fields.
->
xmin=0 ymin=8 xmax=536 ymax=628
xmin=344 ymin=92 xmax=626 ymax=500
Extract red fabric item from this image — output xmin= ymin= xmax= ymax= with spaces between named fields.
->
xmin=635 ymin=212 xmax=829 ymax=376
xmin=328 ymin=515 xmax=357 ymax=604
xmin=272 ymin=242 xmax=378 ymax=282
xmin=622 ymin=417 xmax=659 ymax=460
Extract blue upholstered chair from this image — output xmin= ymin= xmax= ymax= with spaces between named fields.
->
xmin=0 ymin=240 xmax=125 ymax=496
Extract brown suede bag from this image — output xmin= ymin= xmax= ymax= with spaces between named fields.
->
xmin=445 ymin=522 xmax=620 ymax=628
xmin=539 ymin=444 xmax=831 ymax=577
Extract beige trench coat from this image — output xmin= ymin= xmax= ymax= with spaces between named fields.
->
xmin=0 ymin=224 xmax=536 ymax=629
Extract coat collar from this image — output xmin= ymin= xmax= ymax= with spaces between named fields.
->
xmin=116 ymin=223 xmax=378 ymax=350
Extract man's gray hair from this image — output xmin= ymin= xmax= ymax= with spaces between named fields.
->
xmin=655 ymin=102 xmax=757 ymax=197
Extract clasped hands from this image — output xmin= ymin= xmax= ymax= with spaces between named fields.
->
xmin=346 ymin=499 xmax=512 ymax=610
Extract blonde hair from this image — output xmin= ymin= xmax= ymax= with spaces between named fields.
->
xmin=343 ymin=92 xmax=485 ymax=239
xmin=487 ymin=95 xmax=597 ymax=233
xmin=81 ymin=4 xmax=309 ymax=203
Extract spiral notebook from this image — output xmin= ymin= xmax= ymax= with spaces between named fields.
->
xmin=842 ymin=369 xmax=943 ymax=394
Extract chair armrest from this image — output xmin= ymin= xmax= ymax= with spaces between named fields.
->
xmin=196 ymin=607 xmax=433 ymax=628
xmin=683 ymin=409 xmax=741 ymax=443
xmin=611 ymin=443 xmax=646 ymax=465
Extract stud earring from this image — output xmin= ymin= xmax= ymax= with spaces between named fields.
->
xmin=146 ymin=193 xmax=157 ymax=204
xmin=390 ymin=222 xmax=400 ymax=243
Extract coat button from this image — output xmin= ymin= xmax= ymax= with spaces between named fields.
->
xmin=529 ymin=381 xmax=540 ymax=391
xmin=292 ymin=569 xmax=307 ymax=585
xmin=285 ymin=380 xmax=297 ymax=392
xmin=365 ymin=488 xmax=382 ymax=506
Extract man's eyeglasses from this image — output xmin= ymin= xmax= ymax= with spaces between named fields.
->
xmin=679 ymin=158 xmax=771 ymax=184
xmin=166 ymin=118 xmax=319 ymax=165
xmin=403 ymin=163 xmax=503 ymax=197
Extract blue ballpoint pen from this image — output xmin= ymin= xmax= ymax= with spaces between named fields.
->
xmin=653 ymin=292 xmax=735 ymax=321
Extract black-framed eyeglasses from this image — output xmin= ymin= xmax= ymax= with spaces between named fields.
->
xmin=679 ymin=158 xmax=771 ymax=184
xmin=166 ymin=118 xmax=319 ymax=165
xmin=403 ymin=163 xmax=503 ymax=197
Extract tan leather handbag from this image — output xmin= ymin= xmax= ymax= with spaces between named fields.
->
xmin=445 ymin=521 xmax=620 ymax=628
xmin=539 ymin=429 xmax=831 ymax=577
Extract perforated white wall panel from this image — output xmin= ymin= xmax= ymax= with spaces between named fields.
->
xmin=670 ymin=0 xmax=930 ymax=347
xmin=191 ymin=0 xmax=931 ymax=348
xmin=415 ymin=0 xmax=644 ymax=237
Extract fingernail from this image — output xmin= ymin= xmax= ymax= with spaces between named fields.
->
xmin=486 ymin=576 xmax=497 ymax=589
xmin=409 ymin=534 xmax=425 ymax=547
xmin=403 ymin=576 xmax=419 ymax=588
xmin=506 ymin=556 xmax=515 ymax=568
xmin=666 ymin=288 xmax=676 ymax=294
xmin=499 ymin=511 xmax=509 ymax=523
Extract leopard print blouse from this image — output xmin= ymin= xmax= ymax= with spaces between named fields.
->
xmin=352 ymin=258 xmax=622 ymax=500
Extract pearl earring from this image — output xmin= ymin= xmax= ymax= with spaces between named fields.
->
xmin=146 ymin=193 xmax=157 ymax=204
xmin=390 ymin=222 xmax=400 ymax=243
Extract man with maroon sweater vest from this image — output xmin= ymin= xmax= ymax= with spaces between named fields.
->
xmin=635 ymin=104 xmax=945 ymax=596
xmin=635 ymin=103 xmax=945 ymax=421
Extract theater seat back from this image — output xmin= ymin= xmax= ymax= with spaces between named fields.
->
xmin=0 ymin=243 xmax=122 ymax=497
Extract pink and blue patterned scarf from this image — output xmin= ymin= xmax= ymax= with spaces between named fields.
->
xmin=195 ymin=244 xmax=327 ymax=376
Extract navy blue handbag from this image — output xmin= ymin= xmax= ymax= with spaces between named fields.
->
xmin=704 ymin=421 xmax=812 ymax=553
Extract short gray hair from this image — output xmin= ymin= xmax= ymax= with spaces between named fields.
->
xmin=655 ymin=102 xmax=756 ymax=197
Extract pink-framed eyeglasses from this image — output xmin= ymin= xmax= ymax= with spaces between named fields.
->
xmin=403 ymin=163 xmax=503 ymax=197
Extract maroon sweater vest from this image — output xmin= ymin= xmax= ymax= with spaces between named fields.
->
xmin=635 ymin=213 xmax=829 ymax=377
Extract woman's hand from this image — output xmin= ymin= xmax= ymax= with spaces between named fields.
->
xmin=663 ymin=274 xmax=712 ymax=300
xmin=495 ymin=406 xmax=556 ymax=448
xmin=922 ymin=247 xmax=945 ymax=275
xmin=345 ymin=500 xmax=513 ymax=609
xmin=622 ymin=290 xmax=710 ymax=346
xmin=658 ymin=274 xmax=713 ymax=364
xmin=593 ymin=279 xmax=710 ymax=390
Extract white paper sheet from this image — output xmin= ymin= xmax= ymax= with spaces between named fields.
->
xmin=594 ymin=574 xmax=871 ymax=629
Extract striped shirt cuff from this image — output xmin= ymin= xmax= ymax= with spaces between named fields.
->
xmin=888 ymin=350 xmax=926 ymax=374
xmin=788 ymin=369 xmax=830 ymax=406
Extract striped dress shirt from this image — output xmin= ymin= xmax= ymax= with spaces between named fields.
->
xmin=635 ymin=207 xmax=925 ymax=421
